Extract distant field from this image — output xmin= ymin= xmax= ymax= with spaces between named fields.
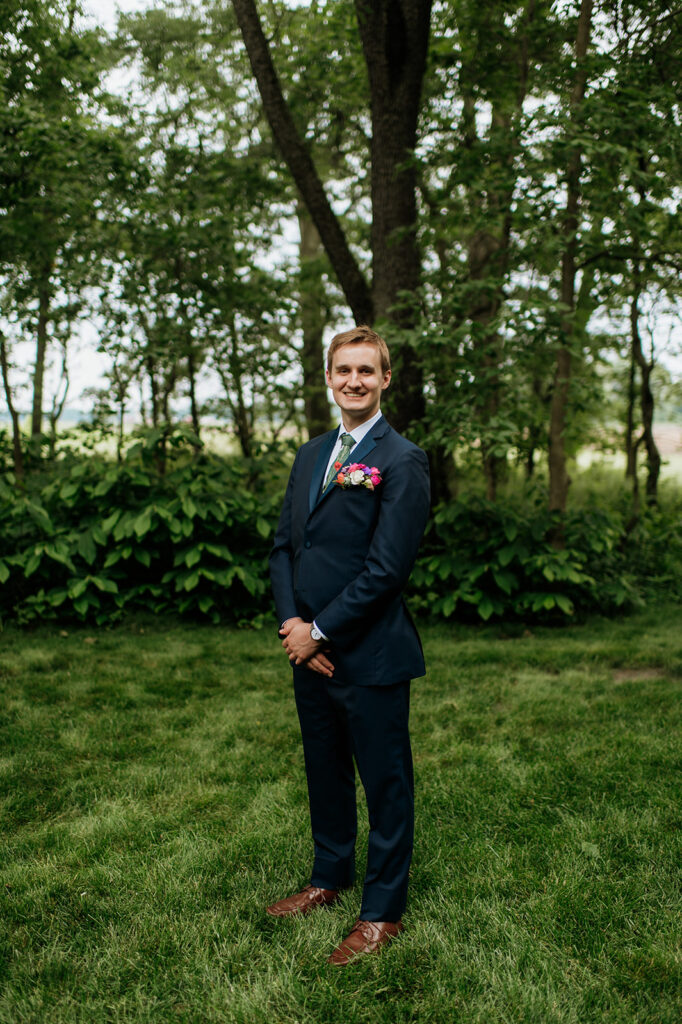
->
xmin=4 ymin=420 xmax=681 ymax=481
xmin=576 ymin=422 xmax=682 ymax=481
xmin=1 ymin=608 xmax=680 ymax=1023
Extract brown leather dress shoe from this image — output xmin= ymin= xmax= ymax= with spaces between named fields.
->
xmin=266 ymin=884 xmax=340 ymax=918
xmin=327 ymin=919 xmax=404 ymax=965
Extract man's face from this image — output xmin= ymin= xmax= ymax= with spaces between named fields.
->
xmin=326 ymin=342 xmax=391 ymax=427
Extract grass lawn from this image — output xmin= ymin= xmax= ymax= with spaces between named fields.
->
xmin=1 ymin=607 xmax=681 ymax=1023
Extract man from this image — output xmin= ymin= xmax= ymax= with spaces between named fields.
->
xmin=268 ymin=325 xmax=430 ymax=966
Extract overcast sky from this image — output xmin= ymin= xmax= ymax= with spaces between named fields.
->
xmin=82 ymin=0 xmax=151 ymax=31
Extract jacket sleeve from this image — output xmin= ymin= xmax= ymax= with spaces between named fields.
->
xmin=314 ymin=446 xmax=430 ymax=642
xmin=268 ymin=450 xmax=301 ymax=626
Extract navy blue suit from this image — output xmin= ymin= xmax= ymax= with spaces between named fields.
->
xmin=269 ymin=414 xmax=430 ymax=920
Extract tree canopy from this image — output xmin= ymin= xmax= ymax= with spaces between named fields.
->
xmin=1 ymin=0 xmax=680 ymax=521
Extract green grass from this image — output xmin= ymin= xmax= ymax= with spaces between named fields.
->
xmin=1 ymin=608 xmax=681 ymax=1023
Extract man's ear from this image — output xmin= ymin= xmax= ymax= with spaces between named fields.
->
xmin=381 ymin=370 xmax=392 ymax=391
xmin=326 ymin=368 xmax=333 ymax=388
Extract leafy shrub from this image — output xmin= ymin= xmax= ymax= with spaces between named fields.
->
xmin=410 ymin=492 xmax=682 ymax=623
xmin=1 ymin=429 xmax=680 ymax=627
xmin=0 ymin=429 xmax=283 ymax=626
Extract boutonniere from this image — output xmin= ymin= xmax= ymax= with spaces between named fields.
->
xmin=334 ymin=462 xmax=382 ymax=491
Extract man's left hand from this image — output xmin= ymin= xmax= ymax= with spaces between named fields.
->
xmin=282 ymin=620 xmax=322 ymax=665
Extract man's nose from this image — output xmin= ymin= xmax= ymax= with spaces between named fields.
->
xmin=349 ymin=371 xmax=362 ymax=388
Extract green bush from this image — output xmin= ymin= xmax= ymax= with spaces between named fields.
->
xmin=1 ymin=430 xmax=680 ymax=627
xmin=0 ymin=430 xmax=283 ymax=626
xmin=410 ymin=492 xmax=682 ymax=623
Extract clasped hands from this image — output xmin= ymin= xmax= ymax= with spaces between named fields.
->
xmin=279 ymin=617 xmax=335 ymax=678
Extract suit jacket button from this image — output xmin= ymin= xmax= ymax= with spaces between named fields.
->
xmin=304 ymin=540 xmax=312 ymax=549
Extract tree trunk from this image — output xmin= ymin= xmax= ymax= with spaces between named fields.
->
xmin=173 ymin=256 xmax=202 ymax=446
xmin=231 ymin=0 xmax=372 ymax=324
xmin=187 ymin=346 xmax=202 ymax=443
xmin=0 ymin=332 xmax=24 ymax=482
xmin=625 ymin=341 xmax=637 ymax=479
xmin=147 ymin=359 xmax=160 ymax=427
xmin=630 ymin=264 xmax=660 ymax=503
xmin=158 ymin=371 xmax=176 ymax=477
xmin=31 ymin=267 xmax=52 ymax=439
xmin=354 ymin=0 xmax=432 ymax=432
xmin=161 ymin=367 xmax=176 ymax=425
xmin=547 ymin=0 xmax=593 ymax=540
xmin=117 ymin=396 xmax=125 ymax=463
xmin=297 ymin=206 xmax=332 ymax=439
xmin=228 ymin=319 xmax=253 ymax=460
xmin=525 ymin=444 xmax=536 ymax=480
xmin=47 ymin=342 xmax=69 ymax=459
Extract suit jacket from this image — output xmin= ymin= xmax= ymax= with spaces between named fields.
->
xmin=269 ymin=414 xmax=430 ymax=686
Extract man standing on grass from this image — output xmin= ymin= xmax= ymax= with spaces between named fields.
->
xmin=268 ymin=325 xmax=430 ymax=966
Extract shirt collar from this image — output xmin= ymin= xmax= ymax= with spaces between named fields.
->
xmin=337 ymin=408 xmax=383 ymax=446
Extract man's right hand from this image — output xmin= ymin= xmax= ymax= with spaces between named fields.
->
xmin=279 ymin=617 xmax=335 ymax=678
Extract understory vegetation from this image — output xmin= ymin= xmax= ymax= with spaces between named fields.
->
xmin=1 ymin=608 xmax=680 ymax=1023
xmin=1 ymin=429 xmax=681 ymax=628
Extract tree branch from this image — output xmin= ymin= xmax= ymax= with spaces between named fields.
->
xmin=231 ymin=0 xmax=373 ymax=323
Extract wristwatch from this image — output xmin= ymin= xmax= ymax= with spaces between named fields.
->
xmin=310 ymin=624 xmax=324 ymax=642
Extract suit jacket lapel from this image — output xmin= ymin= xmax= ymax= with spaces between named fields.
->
xmin=308 ymin=430 xmax=338 ymax=513
xmin=310 ymin=415 xmax=389 ymax=513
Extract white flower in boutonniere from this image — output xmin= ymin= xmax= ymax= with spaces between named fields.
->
xmin=335 ymin=463 xmax=382 ymax=491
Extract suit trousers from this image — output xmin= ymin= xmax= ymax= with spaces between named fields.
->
xmin=292 ymin=667 xmax=414 ymax=922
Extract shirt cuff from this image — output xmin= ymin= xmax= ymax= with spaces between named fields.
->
xmin=313 ymin=619 xmax=329 ymax=641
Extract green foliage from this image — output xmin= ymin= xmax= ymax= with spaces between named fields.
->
xmin=411 ymin=490 xmax=682 ymax=623
xmin=0 ymin=429 xmax=283 ymax=626
xmin=2 ymin=430 xmax=681 ymax=627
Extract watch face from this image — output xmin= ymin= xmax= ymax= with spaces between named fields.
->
xmin=311 ymin=627 xmax=322 ymax=641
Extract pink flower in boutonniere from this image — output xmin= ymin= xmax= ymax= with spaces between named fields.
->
xmin=335 ymin=463 xmax=382 ymax=490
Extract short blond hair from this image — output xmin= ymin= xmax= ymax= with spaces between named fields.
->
xmin=326 ymin=325 xmax=391 ymax=375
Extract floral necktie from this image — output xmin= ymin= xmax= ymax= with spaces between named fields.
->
xmin=323 ymin=432 xmax=354 ymax=491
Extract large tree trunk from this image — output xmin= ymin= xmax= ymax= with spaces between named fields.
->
xmin=630 ymin=264 xmax=660 ymax=504
xmin=231 ymin=0 xmax=372 ymax=324
xmin=354 ymin=0 xmax=432 ymax=432
xmin=31 ymin=266 xmax=52 ymax=439
xmin=297 ymin=207 xmax=332 ymax=439
xmin=547 ymin=0 xmax=593 ymax=538
xmin=0 ymin=332 xmax=24 ymax=482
